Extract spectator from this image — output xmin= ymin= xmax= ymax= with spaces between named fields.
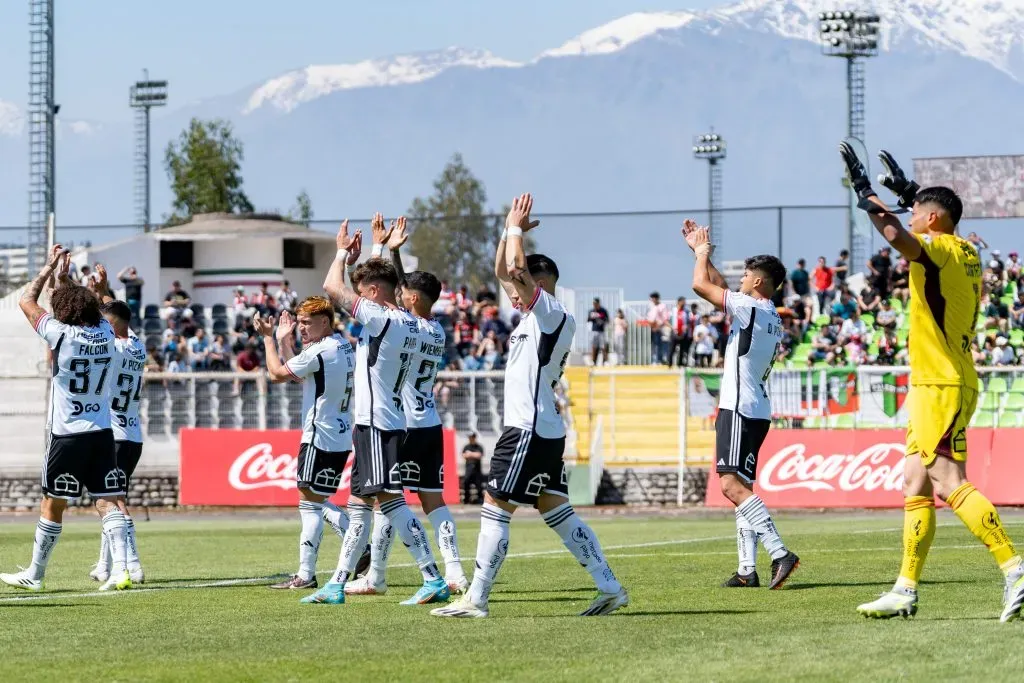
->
xmin=984 ymin=262 xmax=1005 ymax=298
xmin=858 ymin=285 xmax=882 ymax=315
xmin=275 ymin=280 xmax=298 ymax=312
xmin=117 ymin=266 xmax=144 ymax=322
xmin=587 ymin=297 xmax=610 ymax=366
xmin=646 ymin=292 xmax=670 ymax=364
xmin=890 ymin=259 xmax=910 ymax=306
xmin=831 ymin=291 xmax=857 ymax=320
xmin=439 ymin=280 xmax=456 ymax=304
xmin=991 ymin=249 xmax=1005 ymax=277
xmin=232 ymin=286 xmax=250 ymax=321
xmin=840 ymin=309 xmax=868 ymax=339
xmin=789 ymin=295 xmax=812 ymax=341
xmin=79 ymin=264 xmax=95 ymax=288
xmin=834 ymin=249 xmax=850 ymax=289
xmin=454 ymin=311 xmax=477 ymax=358
xmin=251 ymin=282 xmax=276 ymax=316
xmin=235 ymin=341 xmax=262 ymax=373
xmin=613 ymin=309 xmax=628 ymax=364
xmin=162 ymin=281 xmax=192 ymax=320
xmin=709 ymin=308 xmax=728 ymax=366
xmin=972 ymin=339 xmax=990 ymax=366
xmin=995 ymin=336 xmax=1016 ymax=365
xmin=983 ymin=292 xmax=1009 ymax=332
xmin=808 ymin=325 xmax=838 ymax=365
xmin=167 ymin=349 xmax=188 ymax=374
xmin=812 ymin=256 xmax=834 ymax=314
xmin=876 ymin=329 xmax=900 ymax=365
xmin=867 ymin=247 xmax=893 ymax=298
xmin=875 ymin=299 xmax=898 ymax=331
xmin=669 ymin=297 xmax=694 ymax=368
xmin=693 ymin=315 xmax=715 ymax=367
xmin=789 ymin=258 xmax=811 ymax=303
xmin=478 ymin=307 xmax=510 ymax=345
xmin=1008 ymin=252 xmax=1022 ymax=283
xmin=145 ymin=349 xmax=163 ymax=373
xmin=1012 ymin=291 xmax=1024 ymax=329
xmin=456 ymin=285 xmax=473 ymax=312
xmin=461 ymin=433 xmax=485 ymax=505
xmin=209 ymin=334 xmax=231 ymax=370
xmin=187 ymin=328 xmax=210 ymax=371
xmin=464 ymin=330 xmax=504 ymax=371
xmin=967 ymin=231 xmax=989 ymax=258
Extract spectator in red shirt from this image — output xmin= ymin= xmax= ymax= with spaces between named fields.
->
xmin=456 ymin=285 xmax=473 ymax=312
xmin=235 ymin=342 xmax=261 ymax=372
xmin=439 ymin=280 xmax=456 ymax=303
xmin=812 ymin=256 xmax=835 ymax=315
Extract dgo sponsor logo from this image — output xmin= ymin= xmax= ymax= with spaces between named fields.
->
xmin=759 ymin=442 xmax=905 ymax=493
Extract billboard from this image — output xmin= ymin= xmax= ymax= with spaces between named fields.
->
xmin=913 ymin=155 xmax=1024 ymax=219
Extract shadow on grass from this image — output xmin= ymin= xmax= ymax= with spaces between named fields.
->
xmin=506 ymin=608 xmax=762 ymax=618
xmin=2 ymin=602 xmax=99 ymax=608
xmin=787 ymin=579 xmax=977 ymax=591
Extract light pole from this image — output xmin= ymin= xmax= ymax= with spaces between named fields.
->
xmin=693 ymin=132 xmax=726 ymax=250
xmin=130 ymin=72 xmax=168 ymax=232
xmin=819 ymin=10 xmax=880 ymax=272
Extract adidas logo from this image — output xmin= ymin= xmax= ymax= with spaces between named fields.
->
xmin=487 ymin=479 xmax=498 ymax=488
xmin=364 ymin=479 xmax=372 ymax=487
xmin=717 ymin=459 xmax=725 ymax=466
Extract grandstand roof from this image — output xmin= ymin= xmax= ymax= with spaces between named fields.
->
xmin=152 ymin=213 xmax=336 ymax=242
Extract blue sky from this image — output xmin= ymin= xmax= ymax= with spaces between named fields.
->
xmin=0 ymin=1 xmax=722 ymax=122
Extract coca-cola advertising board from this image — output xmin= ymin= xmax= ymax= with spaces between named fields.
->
xmin=705 ymin=429 xmax=1024 ymax=508
xmin=179 ymin=428 xmax=459 ymax=506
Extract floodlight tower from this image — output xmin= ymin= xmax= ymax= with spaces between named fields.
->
xmin=27 ymin=0 xmax=56 ymax=273
xmin=819 ymin=10 xmax=880 ymax=271
xmin=693 ymin=132 xmax=726 ymax=250
xmin=130 ymin=72 xmax=168 ymax=232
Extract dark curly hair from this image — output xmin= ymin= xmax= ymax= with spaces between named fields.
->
xmin=745 ymin=254 xmax=787 ymax=292
xmin=51 ymin=284 xmax=102 ymax=327
xmin=352 ymin=258 xmax=399 ymax=290
xmin=402 ymin=271 xmax=442 ymax=304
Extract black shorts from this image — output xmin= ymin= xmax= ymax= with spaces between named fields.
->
xmin=43 ymin=429 xmax=121 ymax=499
xmin=400 ymin=425 xmax=444 ymax=493
xmin=486 ymin=427 xmax=567 ymax=507
xmin=351 ymin=425 xmax=404 ymax=498
xmin=715 ymin=409 xmax=771 ymax=483
xmin=114 ymin=440 xmax=143 ymax=491
xmin=296 ymin=443 xmax=349 ymax=497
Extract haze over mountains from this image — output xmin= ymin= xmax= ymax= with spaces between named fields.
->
xmin=1 ymin=0 xmax=1022 ymax=296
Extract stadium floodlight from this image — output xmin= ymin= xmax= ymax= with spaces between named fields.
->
xmin=693 ymin=132 xmax=726 ymax=249
xmin=818 ymin=9 xmax=881 ymax=279
xmin=130 ymin=72 xmax=168 ymax=233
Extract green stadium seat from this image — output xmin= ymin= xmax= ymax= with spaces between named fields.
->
xmin=861 ymin=313 xmax=875 ymax=328
xmin=832 ymin=413 xmax=856 ymax=429
xmin=973 ymin=411 xmax=997 ymax=428
xmin=987 ymin=377 xmax=1009 ymax=394
xmin=802 ymin=416 xmax=822 ymax=429
xmin=1010 ymin=377 xmax=1024 ymax=393
xmin=890 ymin=299 xmax=903 ymax=313
xmin=1001 ymin=295 xmax=1015 ymax=307
xmin=979 ymin=392 xmax=1002 ymax=412
xmin=1011 ymin=330 xmax=1024 ymax=348
xmin=998 ymin=413 xmax=1021 ymax=428
xmin=1004 ymin=393 xmax=1024 ymax=410
xmin=813 ymin=314 xmax=830 ymax=327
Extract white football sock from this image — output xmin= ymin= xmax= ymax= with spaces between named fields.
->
xmin=125 ymin=515 xmax=141 ymax=572
xmin=736 ymin=508 xmax=758 ymax=575
xmin=365 ymin=510 xmax=395 ymax=585
xmin=427 ymin=506 xmax=465 ymax=579
xmin=95 ymin=528 xmax=110 ymax=572
xmin=467 ymin=504 xmax=512 ymax=605
xmin=541 ymin=502 xmax=621 ymax=594
xmin=101 ymin=510 xmax=129 ymax=575
xmin=29 ymin=518 xmax=62 ymax=581
xmin=298 ymin=501 xmax=324 ymax=582
xmin=737 ymin=495 xmax=789 ymax=560
xmin=321 ymin=500 xmax=350 ymax=538
xmin=331 ymin=502 xmax=372 ymax=584
xmin=380 ymin=497 xmax=440 ymax=582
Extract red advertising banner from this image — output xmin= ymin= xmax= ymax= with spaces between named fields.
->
xmin=180 ymin=428 xmax=459 ymax=506
xmin=704 ymin=428 xmax=1022 ymax=508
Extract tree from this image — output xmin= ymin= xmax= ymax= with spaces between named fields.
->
xmin=408 ymin=153 xmax=535 ymax=290
xmin=290 ymin=190 xmax=313 ymax=226
xmin=164 ymin=118 xmax=254 ymax=224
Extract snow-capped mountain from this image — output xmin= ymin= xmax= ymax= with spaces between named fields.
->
xmin=242 ymin=47 xmax=521 ymax=114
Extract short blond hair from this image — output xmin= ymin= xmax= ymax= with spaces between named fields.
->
xmin=296 ymin=296 xmax=335 ymax=325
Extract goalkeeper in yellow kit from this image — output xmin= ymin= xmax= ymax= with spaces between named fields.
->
xmin=840 ymin=144 xmax=1024 ymax=622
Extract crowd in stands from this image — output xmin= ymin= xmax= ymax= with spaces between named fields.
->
xmin=623 ymin=231 xmax=1024 ymax=369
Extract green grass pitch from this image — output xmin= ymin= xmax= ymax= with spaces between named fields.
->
xmin=1 ymin=508 xmax=1023 ymax=682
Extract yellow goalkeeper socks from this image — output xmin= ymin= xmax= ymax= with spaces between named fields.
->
xmin=948 ymin=482 xmax=1023 ymax=575
xmin=896 ymin=496 xmax=935 ymax=590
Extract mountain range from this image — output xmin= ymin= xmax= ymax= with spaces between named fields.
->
xmin=1 ymin=0 xmax=1023 ymax=298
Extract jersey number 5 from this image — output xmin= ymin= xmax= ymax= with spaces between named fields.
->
xmin=759 ymin=343 xmax=780 ymax=398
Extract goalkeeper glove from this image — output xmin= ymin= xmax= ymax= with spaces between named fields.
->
xmin=839 ymin=142 xmax=876 ymax=202
xmin=877 ymin=150 xmax=920 ymax=209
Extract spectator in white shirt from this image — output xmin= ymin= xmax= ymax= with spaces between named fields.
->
xmin=840 ymin=309 xmax=868 ymax=340
xmin=995 ymin=337 xmax=1016 ymax=365
xmin=275 ymin=280 xmax=299 ymax=312
xmin=692 ymin=315 xmax=715 ymax=367
xmin=646 ymin=291 xmax=670 ymax=364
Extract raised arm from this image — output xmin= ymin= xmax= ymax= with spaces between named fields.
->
xmin=90 ymin=264 xmax=117 ymax=304
xmin=386 ymin=216 xmax=409 ymax=285
xmin=276 ymin=310 xmax=297 ymax=363
xmin=20 ymin=245 xmax=67 ymax=328
xmin=840 ymin=143 xmax=922 ymax=262
xmin=504 ymin=193 xmax=543 ymax=305
xmin=683 ymin=222 xmax=729 ymax=309
xmin=323 ymin=219 xmax=363 ymax=313
xmin=253 ymin=312 xmax=292 ymax=383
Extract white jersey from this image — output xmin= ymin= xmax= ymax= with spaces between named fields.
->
xmin=401 ymin=316 xmax=445 ymax=429
xmin=717 ymin=291 xmax=784 ymax=421
xmin=285 ymin=334 xmax=356 ymax=452
xmin=352 ymin=298 xmax=419 ymax=431
xmin=503 ymin=288 xmax=575 ymax=439
xmin=35 ymin=312 xmax=115 ymax=436
xmin=110 ymin=330 xmax=147 ymax=443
